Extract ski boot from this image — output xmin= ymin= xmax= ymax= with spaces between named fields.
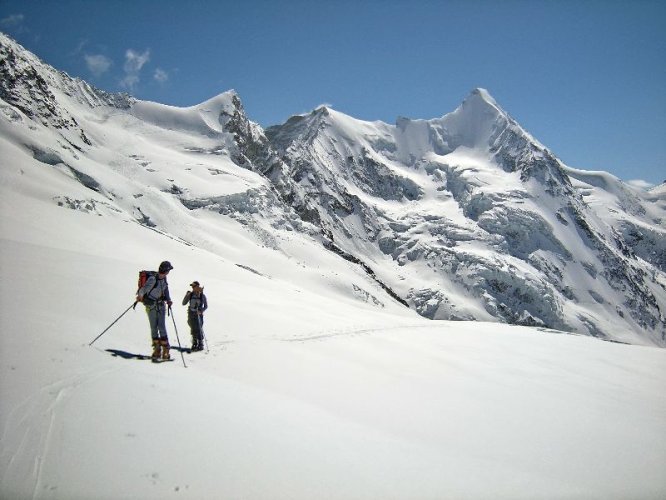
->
xmin=160 ymin=339 xmax=171 ymax=360
xmin=151 ymin=339 xmax=161 ymax=361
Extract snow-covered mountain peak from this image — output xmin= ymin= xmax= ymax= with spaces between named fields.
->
xmin=195 ymin=89 xmax=241 ymax=114
xmin=388 ymin=88 xmax=544 ymax=165
xmin=468 ymin=87 xmax=499 ymax=106
xmin=648 ymin=181 xmax=666 ymax=196
xmin=293 ymin=105 xmax=358 ymax=130
xmin=0 ymin=33 xmax=132 ymax=143
xmin=646 ymin=182 xmax=666 ymax=208
xmin=1 ymin=31 xmax=38 ymax=67
xmin=266 ymin=104 xmax=366 ymax=150
xmin=130 ymin=88 xmax=249 ymax=138
xmin=456 ymin=87 xmax=505 ymax=121
xmin=313 ymin=104 xmax=331 ymax=116
xmin=433 ymin=87 xmax=514 ymax=149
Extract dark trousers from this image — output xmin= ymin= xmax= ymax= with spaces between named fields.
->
xmin=187 ymin=310 xmax=204 ymax=345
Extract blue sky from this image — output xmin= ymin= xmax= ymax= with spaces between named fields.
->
xmin=1 ymin=0 xmax=664 ymax=186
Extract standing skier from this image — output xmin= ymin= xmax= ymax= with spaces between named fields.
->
xmin=137 ymin=261 xmax=174 ymax=361
xmin=182 ymin=281 xmax=208 ymax=351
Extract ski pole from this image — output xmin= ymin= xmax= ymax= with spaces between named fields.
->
xmin=197 ymin=313 xmax=208 ymax=353
xmin=89 ymin=302 xmax=137 ymax=346
xmin=169 ymin=306 xmax=187 ymax=368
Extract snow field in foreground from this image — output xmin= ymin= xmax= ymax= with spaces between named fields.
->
xmin=1 ymin=190 xmax=665 ymax=500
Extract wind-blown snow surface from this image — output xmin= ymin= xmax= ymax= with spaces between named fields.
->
xmin=2 ymin=33 xmax=666 ymax=499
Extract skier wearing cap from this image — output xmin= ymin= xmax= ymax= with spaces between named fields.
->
xmin=182 ymin=281 xmax=208 ymax=351
xmin=137 ymin=261 xmax=174 ymax=361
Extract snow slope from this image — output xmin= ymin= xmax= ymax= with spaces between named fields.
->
xmin=2 ymin=181 xmax=666 ymax=499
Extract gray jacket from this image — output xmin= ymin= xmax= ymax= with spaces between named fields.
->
xmin=182 ymin=291 xmax=208 ymax=313
xmin=138 ymin=274 xmax=171 ymax=305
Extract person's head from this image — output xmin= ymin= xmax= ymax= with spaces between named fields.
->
xmin=158 ymin=261 xmax=174 ymax=276
xmin=190 ymin=281 xmax=202 ymax=292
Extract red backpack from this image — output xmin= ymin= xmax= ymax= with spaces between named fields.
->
xmin=134 ymin=270 xmax=161 ymax=308
xmin=137 ymin=270 xmax=158 ymax=293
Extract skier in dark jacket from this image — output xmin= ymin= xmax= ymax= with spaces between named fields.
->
xmin=182 ymin=281 xmax=208 ymax=351
xmin=137 ymin=261 xmax=174 ymax=360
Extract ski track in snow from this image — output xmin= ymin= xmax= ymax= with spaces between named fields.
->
xmin=282 ymin=322 xmax=441 ymax=342
xmin=2 ymin=366 xmax=122 ymax=497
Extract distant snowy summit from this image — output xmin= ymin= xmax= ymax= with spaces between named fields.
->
xmin=1 ymin=33 xmax=664 ymax=345
xmin=130 ymin=90 xmax=242 ymax=136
